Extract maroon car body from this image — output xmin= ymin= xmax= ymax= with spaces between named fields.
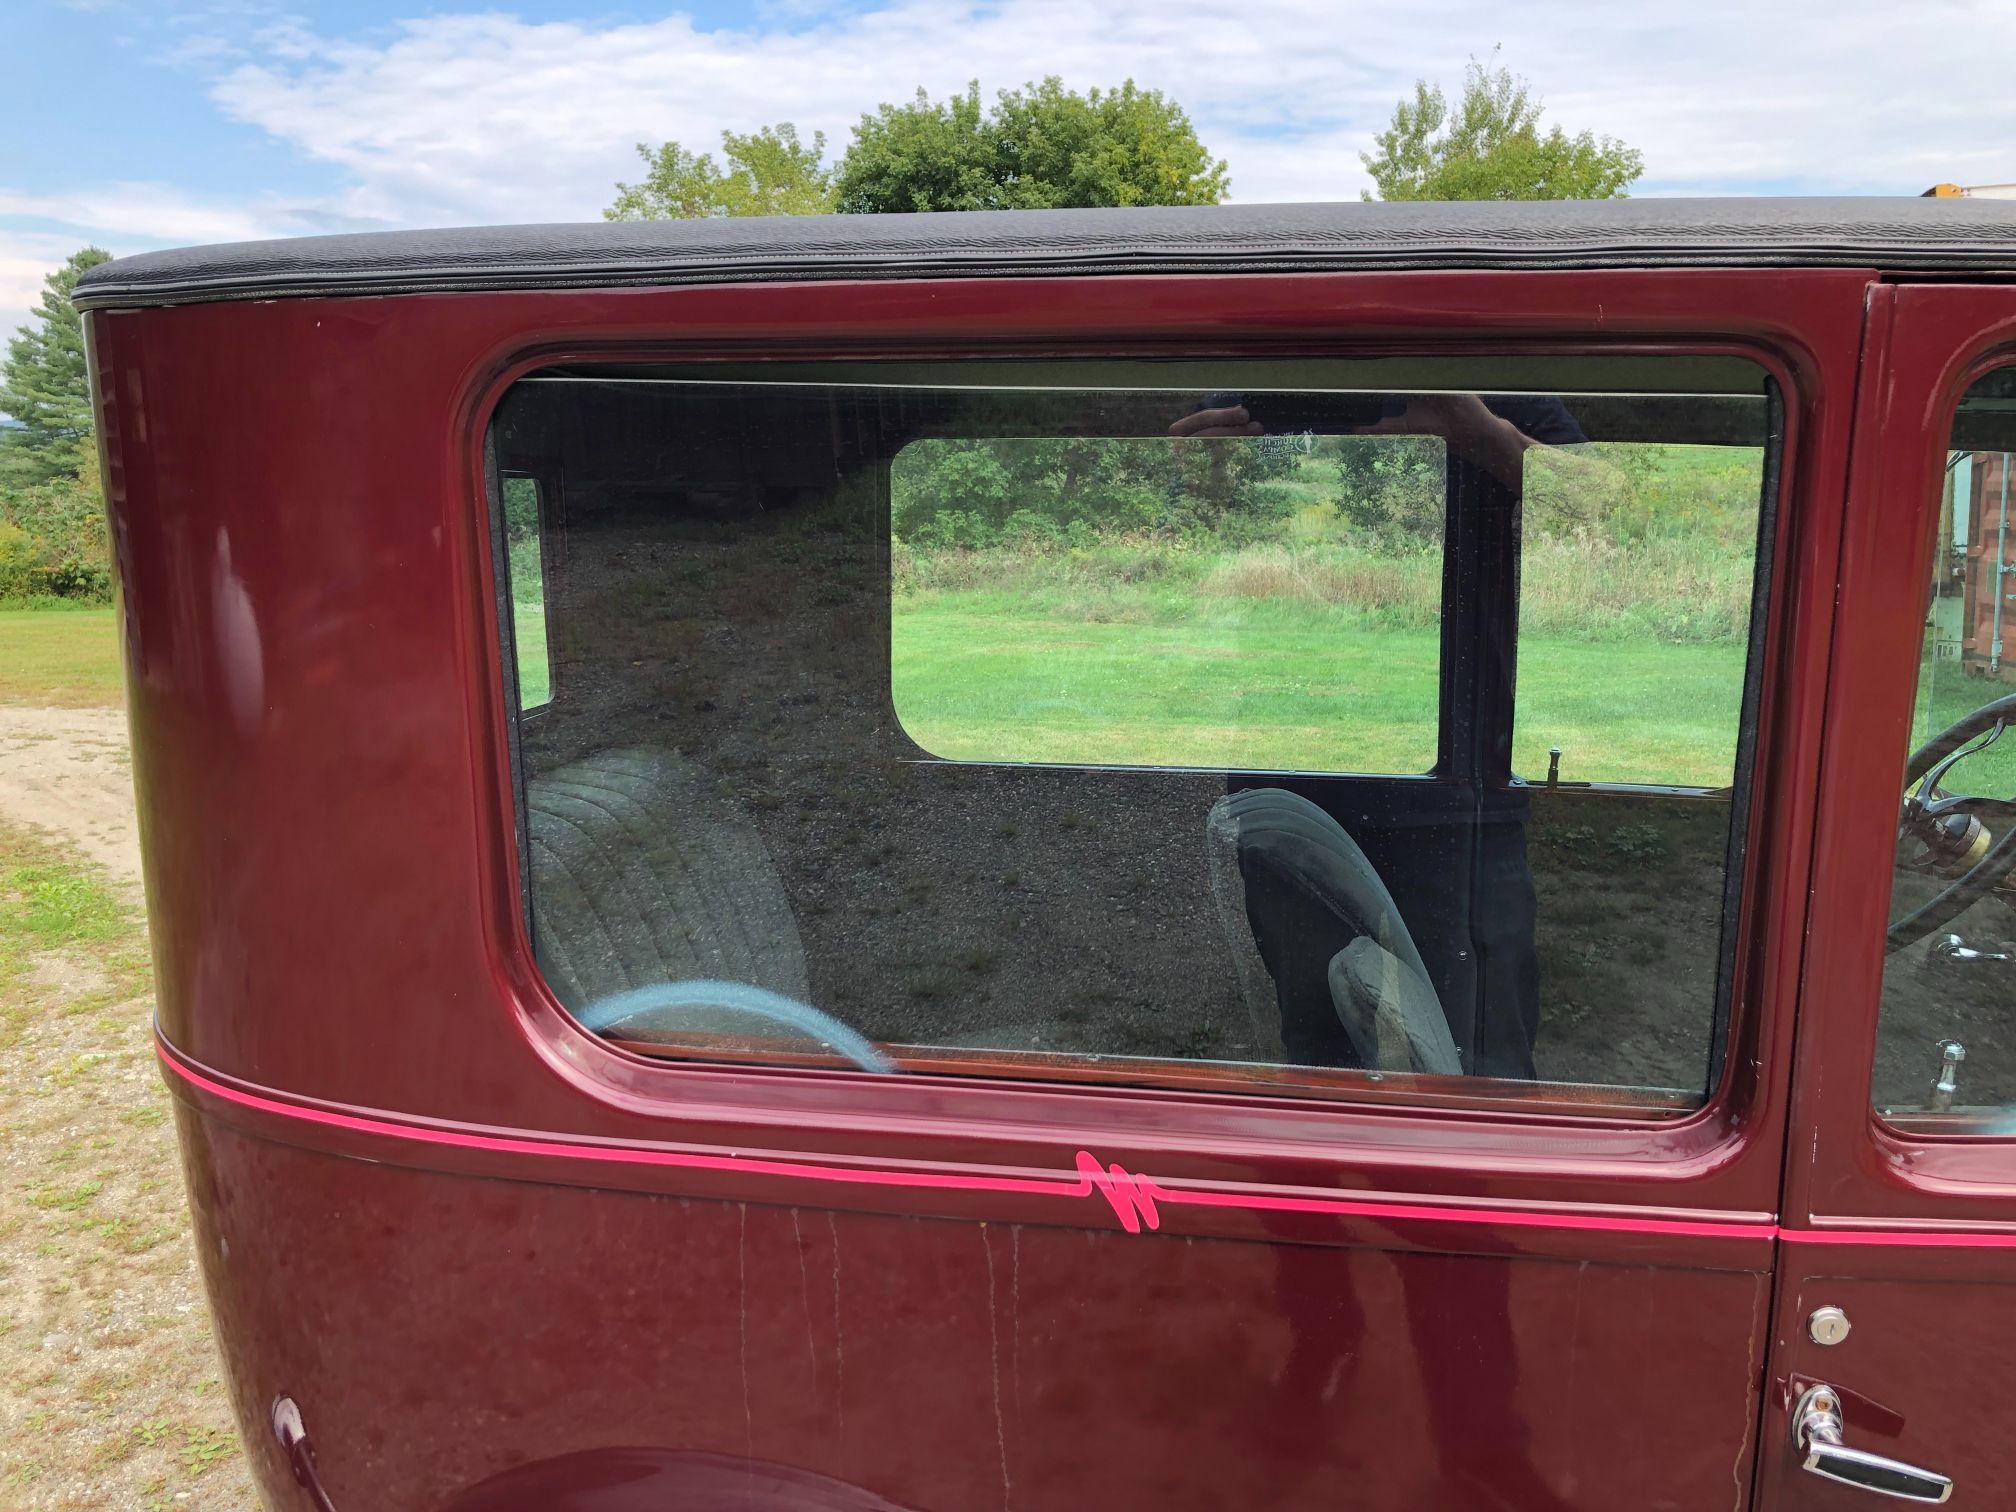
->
xmin=74 ymin=199 xmax=2016 ymax=1509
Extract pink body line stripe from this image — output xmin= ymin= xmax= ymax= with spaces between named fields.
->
xmin=1778 ymin=1226 xmax=2016 ymax=1249
xmin=156 ymin=1044 xmax=2016 ymax=1250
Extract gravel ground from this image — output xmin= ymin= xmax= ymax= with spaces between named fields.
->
xmin=0 ymin=705 xmax=257 ymax=1510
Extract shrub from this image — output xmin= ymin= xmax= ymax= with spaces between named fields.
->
xmin=38 ymin=561 xmax=112 ymax=600
xmin=910 ymin=508 xmax=997 ymax=551
xmin=895 ymin=528 xmax=1755 ymax=645
xmin=0 ymin=459 xmax=113 ymax=603
xmin=0 ymin=521 xmax=35 ymax=599
xmin=999 ymin=508 xmax=1065 ymax=547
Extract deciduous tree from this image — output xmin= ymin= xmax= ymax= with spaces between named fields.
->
xmin=1361 ymin=55 xmax=1643 ymax=202
xmin=836 ymin=79 xmax=1228 ymax=213
xmin=605 ymin=124 xmax=836 ymax=219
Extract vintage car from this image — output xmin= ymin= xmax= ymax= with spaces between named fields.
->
xmin=74 ymin=198 xmax=2016 ymax=1509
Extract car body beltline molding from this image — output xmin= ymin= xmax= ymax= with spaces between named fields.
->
xmin=154 ymin=1036 xmax=2011 ymax=1249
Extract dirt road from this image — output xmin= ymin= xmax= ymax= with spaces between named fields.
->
xmin=0 ymin=707 xmax=144 ymax=887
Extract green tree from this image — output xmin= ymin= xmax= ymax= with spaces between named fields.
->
xmin=0 ymin=453 xmax=112 ymax=599
xmin=891 ymin=432 xmax=1300 ymax=548
xmin=1361 ymin=55 xmax=1643 ymax=202
xmin=836 ymin=78 xmax=1228 ymax=213
xmin=0 ymin=246 xmax=112 ymax=487
xmin=605 ymin=123 xmax=836 ymax=219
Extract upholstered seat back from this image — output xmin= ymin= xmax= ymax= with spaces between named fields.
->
xmin=525 ymin=747 xmax=809 ymax=1013
xmin=1207 ymin=787 xmax=1458 ymax=1075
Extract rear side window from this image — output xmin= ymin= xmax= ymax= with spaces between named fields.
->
xmin=490 ymin=355 xmax=1776 ymax=1111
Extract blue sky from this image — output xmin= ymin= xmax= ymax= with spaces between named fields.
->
xmin=7 ymin=0 xmax=2014 ymax=336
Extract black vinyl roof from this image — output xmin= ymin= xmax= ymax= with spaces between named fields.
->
xmin=73 ymin=197 xmax=2016 ymax=311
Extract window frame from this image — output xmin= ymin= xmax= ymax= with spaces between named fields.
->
xmin=1786 ymin=283 xmax=2016 ymax=1235
xmin=453 ymin=268 xmax=1865 ymax=1242
xmin=481 ymin=334 xmax=1800 ymax=1133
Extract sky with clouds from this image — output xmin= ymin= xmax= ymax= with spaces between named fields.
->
xmin=6 ymin=0 xmax=2015 ymax=338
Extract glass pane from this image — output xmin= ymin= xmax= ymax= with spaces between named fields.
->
xmin=491 ymin=359 xmax=1773 ymax=1109
xmin=500 ymin=475 xmax=551 ymax=709
xmin=890 ymin=434 xmax=1445 ymax=774
xmin=1516 ymin=439 xmax=1765 ymax=787
xmin=1875 ymin=368 xmax=2016 ymax=1119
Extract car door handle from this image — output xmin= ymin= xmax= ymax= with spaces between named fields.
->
xmin=1793 ymin=1385 xmax=1953 ymax=1503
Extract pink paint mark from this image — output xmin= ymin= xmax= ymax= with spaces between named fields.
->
xmin=1073 ymin=1150 xmax=1164 ymax=1234
xmin=156 ymin=1040 xmax=2016 ymax=1252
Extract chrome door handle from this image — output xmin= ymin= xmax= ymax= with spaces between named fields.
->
xmin=1794 ymin=1385 xmax=1952 ymax=1503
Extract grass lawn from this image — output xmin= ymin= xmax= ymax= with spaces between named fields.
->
xmin=515 ymin=602 xmax=552 ymax=706
xmin=0 ymin=604 xmax=564 ymax=713
xmin=22 ymin=596 xmax=2016 ymax=793
xmin=895 ymin=593 xmax=1749 ymax=787
xmin=0 ymin=606 xmax=121 ymax=708
xmin=1912 ymin=645 xmax=2016 ymax=796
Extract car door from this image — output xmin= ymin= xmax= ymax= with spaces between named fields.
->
xmin=447 ymin=274 xmax=1866 ymax=1512
xmin=1759 ymin=282 xmax=2016 ymax=1508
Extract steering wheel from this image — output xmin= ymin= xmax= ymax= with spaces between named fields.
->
xmin=1890 ymin=692 xmax=2016 ymax=953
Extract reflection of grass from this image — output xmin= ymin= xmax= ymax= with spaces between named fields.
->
xmin=0 ymin=607 xmax=122 ymax=708
xmin=894 ymin=592 xmax=1748 ymax=786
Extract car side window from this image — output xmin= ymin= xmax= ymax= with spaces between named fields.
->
xmin=1874 ymin=367 xmax=2016 ymax=1121
xmin=490 ymin=356 xmax=1777 ymax=1111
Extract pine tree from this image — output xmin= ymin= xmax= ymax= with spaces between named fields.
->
xmin=0 ymin=247 xmax=114 ymax=487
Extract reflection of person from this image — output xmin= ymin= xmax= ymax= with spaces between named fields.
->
xmin=1176 ymin=392 xmax=1589 ymax=1083
xmin=1263 ymin=1227 xmax=1578 ymax=1510
xmin=1170 ymin=391 xmax=1584 ymax=484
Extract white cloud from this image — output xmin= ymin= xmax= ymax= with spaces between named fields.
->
xmin=9 ymin=0 xmax=2016 ymax=339
xmin=0 ymin=185 xmax=303 ymax=248
xmin=197 ymin=0 xmax=2016 ymax=230
xmin=0 ymin=253 xmax=64 ymax=349
xmin=0 ymin=184 xmax=377 ymax=341
xmin=0 ymin=230 xmax=120 ymax=351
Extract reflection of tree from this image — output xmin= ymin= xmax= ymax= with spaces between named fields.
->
xmin=890 ymin=436 xmax=1299 ymax=546
xmin=1331 ymin=434 xmax=1445 ymax=538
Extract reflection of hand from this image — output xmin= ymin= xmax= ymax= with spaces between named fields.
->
xmin=1169 ymin=404 xmax=1265 ymax=439
xmin=1357 ymin=394 xmax=1533 ymax=486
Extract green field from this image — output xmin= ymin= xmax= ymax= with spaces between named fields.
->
xmin=893 ymin=592 xmax=1748 ymax=786
xmin=1913 ymin=649 xmax=2016 ymax=796
xmin=19 ymin=598 xmax=2016 ymax=796
xmin=0 ymin=604 xmax=558 ymax=712
xmin=0 ymin=606 xmax=121 ymax=707
xmin=515 ymin=603 xmax=551 ymax=706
